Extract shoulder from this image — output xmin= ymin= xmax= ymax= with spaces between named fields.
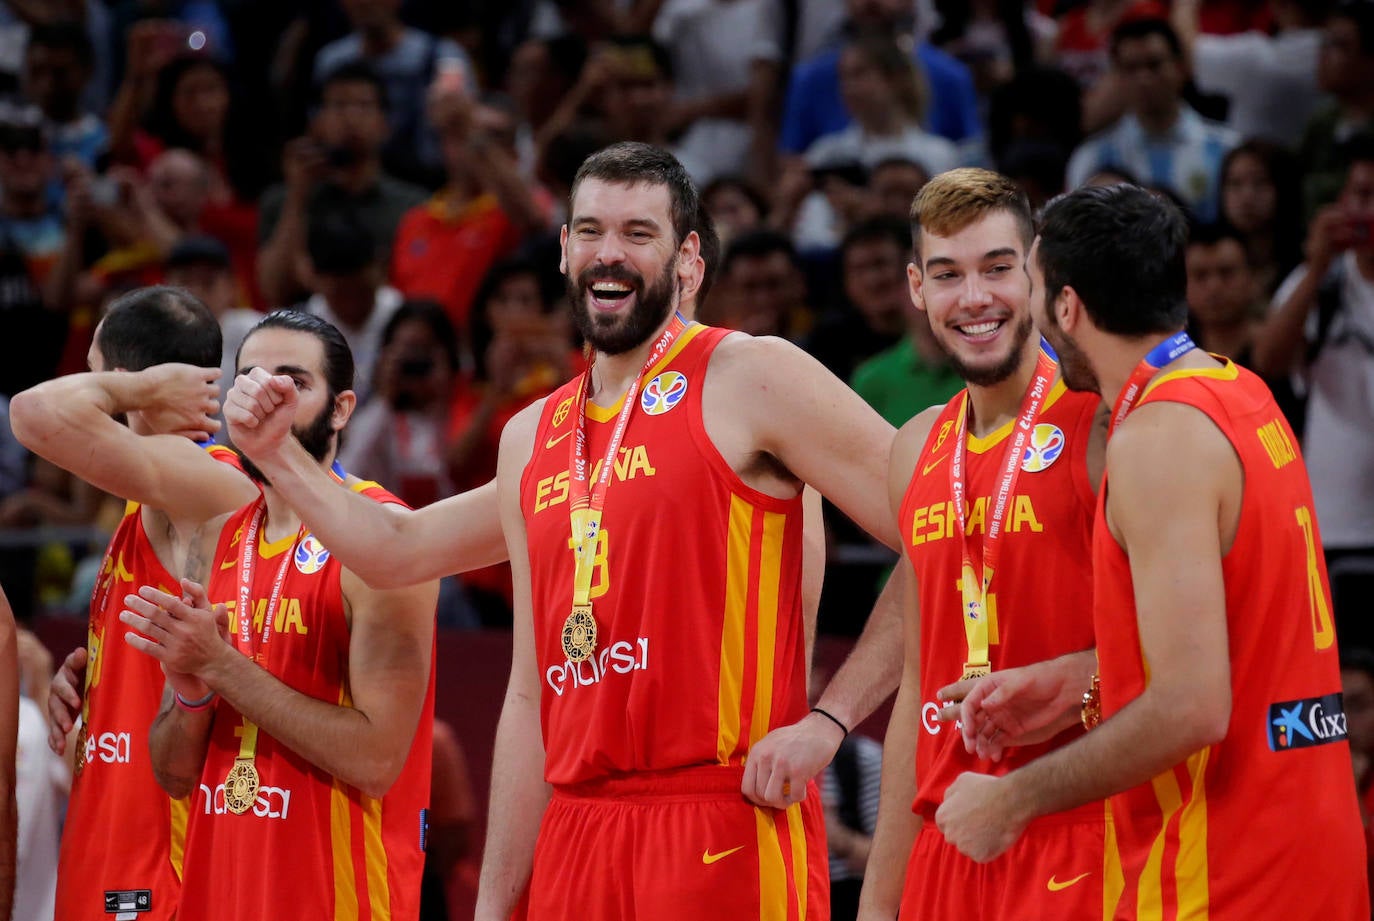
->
xmin=499 ymin=395 xmax=551 ymax=455
xmin=1107 ymin=399 xmax=1235 ymax=484
xmin=707 ymin=331 xmax=818 ymax=384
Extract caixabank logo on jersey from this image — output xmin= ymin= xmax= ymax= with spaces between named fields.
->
xmin=1266 ymin=692 xmax=1348 ymax=752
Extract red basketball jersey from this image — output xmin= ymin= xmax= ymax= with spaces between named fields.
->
xmin=1094 ymin=362 xmax=1368 ymax=919
xmin=898 ymin=382 xmax=1100 ymax=819
xmin=520 ymin=325 xmax=808 ymax=786
xmin=176 ymin=479 xmax=435 ymax=921
xmin=56 ymin=442 xmax=243 ymax=921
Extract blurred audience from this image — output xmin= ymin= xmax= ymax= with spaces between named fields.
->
xmin=1219 ymin=140 xmax=1304 ymax=296
xmin=1300 ymin=1 xmax=1374 ymax=220
xmin=1185 ymin=222 xmax=1262 ymax=364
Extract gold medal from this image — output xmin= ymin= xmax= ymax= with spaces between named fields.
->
xmin=223 ymin=758 xmax=260 ymax=815
xmin=562 ymin=604 xmax=597 ymax=662
xmin=961 ymin=663 xmax=991 ymax=681
xmin=74 ymin=724 xmax=88 ymax=776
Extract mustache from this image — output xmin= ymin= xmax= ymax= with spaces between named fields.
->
xmin=577 ymin=264 xmax=642 ymax=289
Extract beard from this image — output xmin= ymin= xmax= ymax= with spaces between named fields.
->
xmin=1037 ymin=291 xmax=1100 ymax=393
xmin=239 ymin=398 xmax=337 ymax=487
xmin=568 ymin=258 xmax=678 ymax=356
xmin=935 ymin=311 xmax=1035 ymax=388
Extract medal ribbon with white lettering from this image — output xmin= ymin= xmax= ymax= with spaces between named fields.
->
xmin=226 ymin=499 xmax=306 ymax=814
xmin=564 ymin=312 xmax=689 ymax=663
xmin=1108 ymin=331 xmax=1197 ymax=436
xmin=949 ymin=339 xmax=1059 ymax=680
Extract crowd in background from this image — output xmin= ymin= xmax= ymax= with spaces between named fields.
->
xmin=1 ymin=0 xmax=1374 ymax=912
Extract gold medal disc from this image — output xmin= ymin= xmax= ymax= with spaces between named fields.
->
xmin=223 ymin=758 xmax=261 ymax=815
xmin=562 ymin=605 xmax=598 ymax=663
xmin=74 ymin=724 xmax=88 ymax=776
xmin=961 ymin=663 xmax=991 ymax=681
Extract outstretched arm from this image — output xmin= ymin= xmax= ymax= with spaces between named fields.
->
xmin=11 ymin=365 xmax=257 ymax=520
xmin=226 ymin=368 xmax=509 ymax=586
xmin=474 ymin=404 xmax=552 ymax=921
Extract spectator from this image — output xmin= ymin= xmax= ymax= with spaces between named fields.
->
xmin=162 ymin=235 xmax=260 ymax=424
xmin=712 ymin=229 xmax=814 ymax=339
xmin=108 ymin=47 xmax=269 ymax=299
xmin=505 ymin=35 xmax=587 ymax=176
xmin=420 ymin=719 xmax=479 ymax=919
xmin=850 ymin=278 xmax=961 ymax=428
xmin=300 ymin=212 xmax=403 ymax=405
xmin=1172 ymin=0 xmax=1331 ymax=148
xmin=1219 ymin=140 xmax=1304 ymax=296
xmin=803 ymin=215 xmax=910 ymax=383
xmin=539 ymin=36 xmax=677 ymax=155
xmin=868 ymin=156 xmax=931 ymax=220
xmin=257 ymin=61 xmax=427 ymax=309
xmin=929 ymin=0 xmax=1059 ymax=94
xmin=0 ymin=1 xmax=114 ymax=115
xmin=0 ymin=105 xmax=68 ymax=396
xmin=1253 ymin=134 xmax=1374 ymax=652
xmin=701 ymin=176 xmax=768 ymax=248
xmin=1053 ymin=0 xmax=1165 ymax=133
xmin=1299 ymin=1 xmax=1374 ymax=220
xmin=21 ymin=20 xmax=106 ymax=174
xmin=780 ymin=0 xmax=981 ymax=156
xmin=340 ymin=299 xmax=463 ymax=509
xmin=651 ymin=0 xmax=784 ymax=185
xmin=390 ymin=86 xmax=549 ymax=335
xmin=1067 ymin=16 xmax=1238 ymax=221
xmin=1185 ymin=222 xmax=1262 ymax=365
xmin=985 ymin=65 xmax=1082 ymax=169
xmin=313 ymin=0 xmax=475 ymax=188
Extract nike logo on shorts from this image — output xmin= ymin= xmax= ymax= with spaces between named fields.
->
xmin=1047 ymin=872 xmax=1091 ymax=891
xmin=702 ymin=846 xmax=745 ymax=865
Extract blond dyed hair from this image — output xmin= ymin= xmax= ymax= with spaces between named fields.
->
xmin=910 ymin=168 xmax=1034 ymax=259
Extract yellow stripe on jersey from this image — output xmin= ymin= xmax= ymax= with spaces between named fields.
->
xmin=331 ymin=780 xmax=359 ymax=921
xmin=1175 ymin=748 xmax=1212 ymax=920
xmin=754 ymin=807 xmax=788 ymax=921
xmin=363 ymin=795 xmax=392 ymax=921
xmin=169 ymin=795 xmax=189 ymax=880
xmin=717 ymin=496 xmax=753 ymax=764
xmin=785 ymin=803 xmax=808 ymax=920
xmin=748 ymin=511 xmax=785 ymax=747
xmin=584 ymin=325 xmax=710 ymax=423
xmin=1139 ymin=768 xmax=1185 ymax=921
xmin=1103 ymin=801 xmax=1123 ymax=921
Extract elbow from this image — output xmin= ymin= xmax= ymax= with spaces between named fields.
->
xmin=1170 ymin=692 xmax=1231 ymax=753
xmin=153 ymin=767 xmax=200 ymax=800
xmin=8 ymin=389 xmax=51 ymax=449
xmin=351 ymin=751 xmax=408 ymax=799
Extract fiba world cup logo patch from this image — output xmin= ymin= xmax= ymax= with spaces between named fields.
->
xmin=552 ymin=397 xmax=572 ymax=427
xmin=1020 ymin=423 xmax=1065 ymax=472
xmin=641 ymin=371 xmax=688 ymax=416
xmin=295 ymin=535 xmax=331 ymax=574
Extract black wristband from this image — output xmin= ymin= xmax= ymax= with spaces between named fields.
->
xmin=810 ymin=706 xmax=849 ymax=737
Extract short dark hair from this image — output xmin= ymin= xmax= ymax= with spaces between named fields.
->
xmin=166 ymin=234 xmax=233 ymax=271
xmin=239 ymin=309 xmax=355 ymax=397
xmin=381 ymin=300 xmax=460 ymax=373
xmin=842 ymin=215 xmax=913 ymax=264
xmin=98 ymin=285 xmax=221 ymax=371
xmin=1341 ymin=132 xmax=1374 ymax=171
xmin=1111 ymin=16 xmax=1183 ymax=60
xmin=1037 ymin=184 xmax=1190 ymax=336
xmin=721 ymin=229 xmax=799 ymax=277
xmin=1187 ymin=221 xmax=1247 ymax=251
xmin=26 ymin=20 xmax=94 ymax=68
xmin=569 ymin=141 xmax=699 ymax=247
xmin=318 ymin=60 xmax=388 ymax=112
xmin=469 ymin=258 xmax=560 ymax=380
xmin=307 ymin=211 xmax=378 ymax=275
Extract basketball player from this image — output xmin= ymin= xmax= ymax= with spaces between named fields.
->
xmin=11 ymin=287 xmax=258 ymax=921
xmin=226 ymin=142 xmax=902 ymax=919
xmin=854 ymin=169 xmax=1105 ymax=921
xmin=936 ymin=184 xmax=1369 ymax=919
xmin=121 ymin=310 xmax=440 ymax=921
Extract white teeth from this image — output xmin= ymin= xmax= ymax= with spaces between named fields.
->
xmin=592 ymin=283 xmax=631 ymax=293
xmin=960 ymin=321 xmax=1000 ymax=336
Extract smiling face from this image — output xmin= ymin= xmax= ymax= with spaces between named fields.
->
xmin=912 ymin=209 xmax=1033 ymax=387
xmin=561 ymin=178 xmax=693 ymax=355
